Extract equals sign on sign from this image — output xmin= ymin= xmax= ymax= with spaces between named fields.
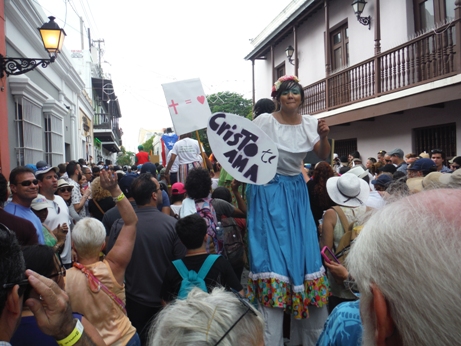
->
xmin=185 ymin=99 xmax=192 ymax=104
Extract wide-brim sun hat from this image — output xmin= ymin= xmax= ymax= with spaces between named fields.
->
xmin=347 ymin=166 xmax=369 ymax=179
xmin=57 ymin=179 xmax=73 ymax=190
xmin=406 ymin=177 xmax=424 ymax=193
xmin=326 ymin=173 xmax=370 ymax=207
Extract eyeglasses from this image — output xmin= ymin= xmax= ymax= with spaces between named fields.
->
xmin=2 ymin=278 xmax=30 ymax=297
xmin=344 ymin=276 xmax=360 ymax=299
xmin=48 ymin=254 xmax=66 ymax=283
xmin=58 ymin=187 xmax=73 ymax=193
xmin=385 ymin=160 xmax=392 ymax=163
xmin=17 ymin=179 xmax=39 ymax=186
xmin=214 ymin=290 xmax=258 ymax=345
xmin=378 ymin=150 xmax=386 ymax=155
xmin=48 ymin=269 xmax=66 ymax=282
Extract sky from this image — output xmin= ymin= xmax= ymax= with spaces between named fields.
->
xmin=37 ymin=0 xmax=292 ymax=152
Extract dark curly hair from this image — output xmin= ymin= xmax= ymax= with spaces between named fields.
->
xmin=185 ymin=168 xmax=211 ymax=200
xmin=312 ymin=161 xmax=335 ymax=210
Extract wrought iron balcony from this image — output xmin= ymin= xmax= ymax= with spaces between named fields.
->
xmin=93 ymin=113 xmax=122 ymax=152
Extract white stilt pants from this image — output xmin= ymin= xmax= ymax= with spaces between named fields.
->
xmin=258 ymin=305 xmax=329 ymax=346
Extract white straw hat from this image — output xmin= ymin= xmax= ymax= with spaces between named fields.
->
xmin=326 ymin=173 xmax=370 ymax=207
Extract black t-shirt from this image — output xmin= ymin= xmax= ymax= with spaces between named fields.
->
xmin=161 ymin=254 xmax=243 ymax=302
xmin=88 ymin=197 xmax=116 ymax=221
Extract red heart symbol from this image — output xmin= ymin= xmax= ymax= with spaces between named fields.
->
xmin=197 ymin=96 xmax=205 ymax=104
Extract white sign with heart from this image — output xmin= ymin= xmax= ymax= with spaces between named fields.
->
xmin=162 ymin=78 xmax=212 ymax=136
xmin=207 ymin=113 xmax=279 ymax=185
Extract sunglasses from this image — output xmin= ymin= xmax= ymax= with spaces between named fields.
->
xmin=214 ymin=290 xmax=258 ymax=345
xmin=17 ymin=179 xmax=39 ymax=186
xmin=451 ymin=165 xmax=460 ymax=170
xmin=58 ymin=186 xmax=73 ymax=193
xmin=385 ymin=160 xmax=392 ymax=163
xmin=53 ymin=201 xmax=61 ymax=215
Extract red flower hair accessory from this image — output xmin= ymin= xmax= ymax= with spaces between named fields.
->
xmin=271 ymin=75 xmax=300 ymax=97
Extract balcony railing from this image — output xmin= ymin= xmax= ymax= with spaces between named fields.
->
xmin=301 ymin=22 xmax=458 ymax=115
xmin=93 ymin=113 xmax=122 ymax=144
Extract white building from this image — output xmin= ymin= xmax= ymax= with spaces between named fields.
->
xmin=3 ymin=1 xmax=92 ymax=167
xmin=246 ymin=0 xmax=461 ymax=161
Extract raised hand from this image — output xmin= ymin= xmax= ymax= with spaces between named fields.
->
xmin=25 ymin=270 xmax=75 ymax=340
xmin=317 ymin=119 xmax=330 ymax=139
xmin=99 ymin=169 xmax=119 ymax=193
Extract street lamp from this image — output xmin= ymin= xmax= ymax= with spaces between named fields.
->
xmin=1 ymin=16 xmax=67 ymax=78
xmin=285 ymin=45 xmax=295 ymax=65
xmin=351 ymin=0 xmax=371 ymax=29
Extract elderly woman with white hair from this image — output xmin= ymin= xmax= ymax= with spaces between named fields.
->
xmin=149 ymin=287 xmax=265 ymax=346
xmin=65 ymin=170 xmax=140 ymax=346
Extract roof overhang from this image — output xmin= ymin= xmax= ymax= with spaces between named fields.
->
xmin=101 ymin=141 xmax=120 ymax=153
xmin=244 ymin=0 xmax=321 ymax=61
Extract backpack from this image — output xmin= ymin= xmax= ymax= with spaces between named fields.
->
xmin=172 ymin=254 xmax=220 ymax=299
xmin=195 ymin=198 xmax=220 ymax=254
xmin=220 ymin=217 xmax=245 ymax=268
xmin=331 ymin=206 xmax=364 ymax=264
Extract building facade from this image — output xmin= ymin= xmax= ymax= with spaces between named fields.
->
xmin=2 ymin=1 xmax=89 ymax=170
xmin=246 ymin=0 xmax=461 ymax=161
xmin=1 ymin=0 xmax=122 ymax=174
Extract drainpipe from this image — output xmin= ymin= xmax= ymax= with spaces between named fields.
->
xmin=0 ymin=0 xmax=10 ymax=177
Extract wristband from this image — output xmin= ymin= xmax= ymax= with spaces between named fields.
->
xmin=57 ymin=318 xmax=84 ymax=346
xmin=113 ymin=192 xmax=125 ymax=203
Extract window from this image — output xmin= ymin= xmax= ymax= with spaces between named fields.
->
xmin=330 ymin=24 xmax=349 ymax=71
xmin=44 ymin=114 xmax=64 ymax=165
xmin=334 ymin=138 xmax=357 ymax=159
xmin=414 ymin=0 xmax=456 ymax=31
xmin=15 ymin=100 xmax=43 ymax=166
xmin=413 ymin=123 xmax=456 ymax=158
xmin=275 ymin=62 xmax=286 ymax=80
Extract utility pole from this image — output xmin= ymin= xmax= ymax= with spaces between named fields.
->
xmin=92 ymin=39 xmax=105 ymax=78
xmin=80 ymin=16 xmax=84 ymax=50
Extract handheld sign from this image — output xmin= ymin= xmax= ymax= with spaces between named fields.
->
xmin=162 ymin=78 xmax=212 ymax=136
xmin=207 ymin=113 xmax=279 ymax=185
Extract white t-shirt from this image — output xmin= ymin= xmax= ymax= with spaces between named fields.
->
xmin=170 ymin=204 xmax=182 ymax=217
xmin=254 ymin=113 xmax=320 ymax=176
xmin=167 ymin=151 xmax=179 ymax=173
xmin=171 ymin=138 xmax=202 ymax=165
xmin=42 ymin=194 xmax=72 ymax=264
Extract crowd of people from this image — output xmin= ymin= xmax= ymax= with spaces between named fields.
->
xmin=1 ymin=74 xmax=460 ymax=346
